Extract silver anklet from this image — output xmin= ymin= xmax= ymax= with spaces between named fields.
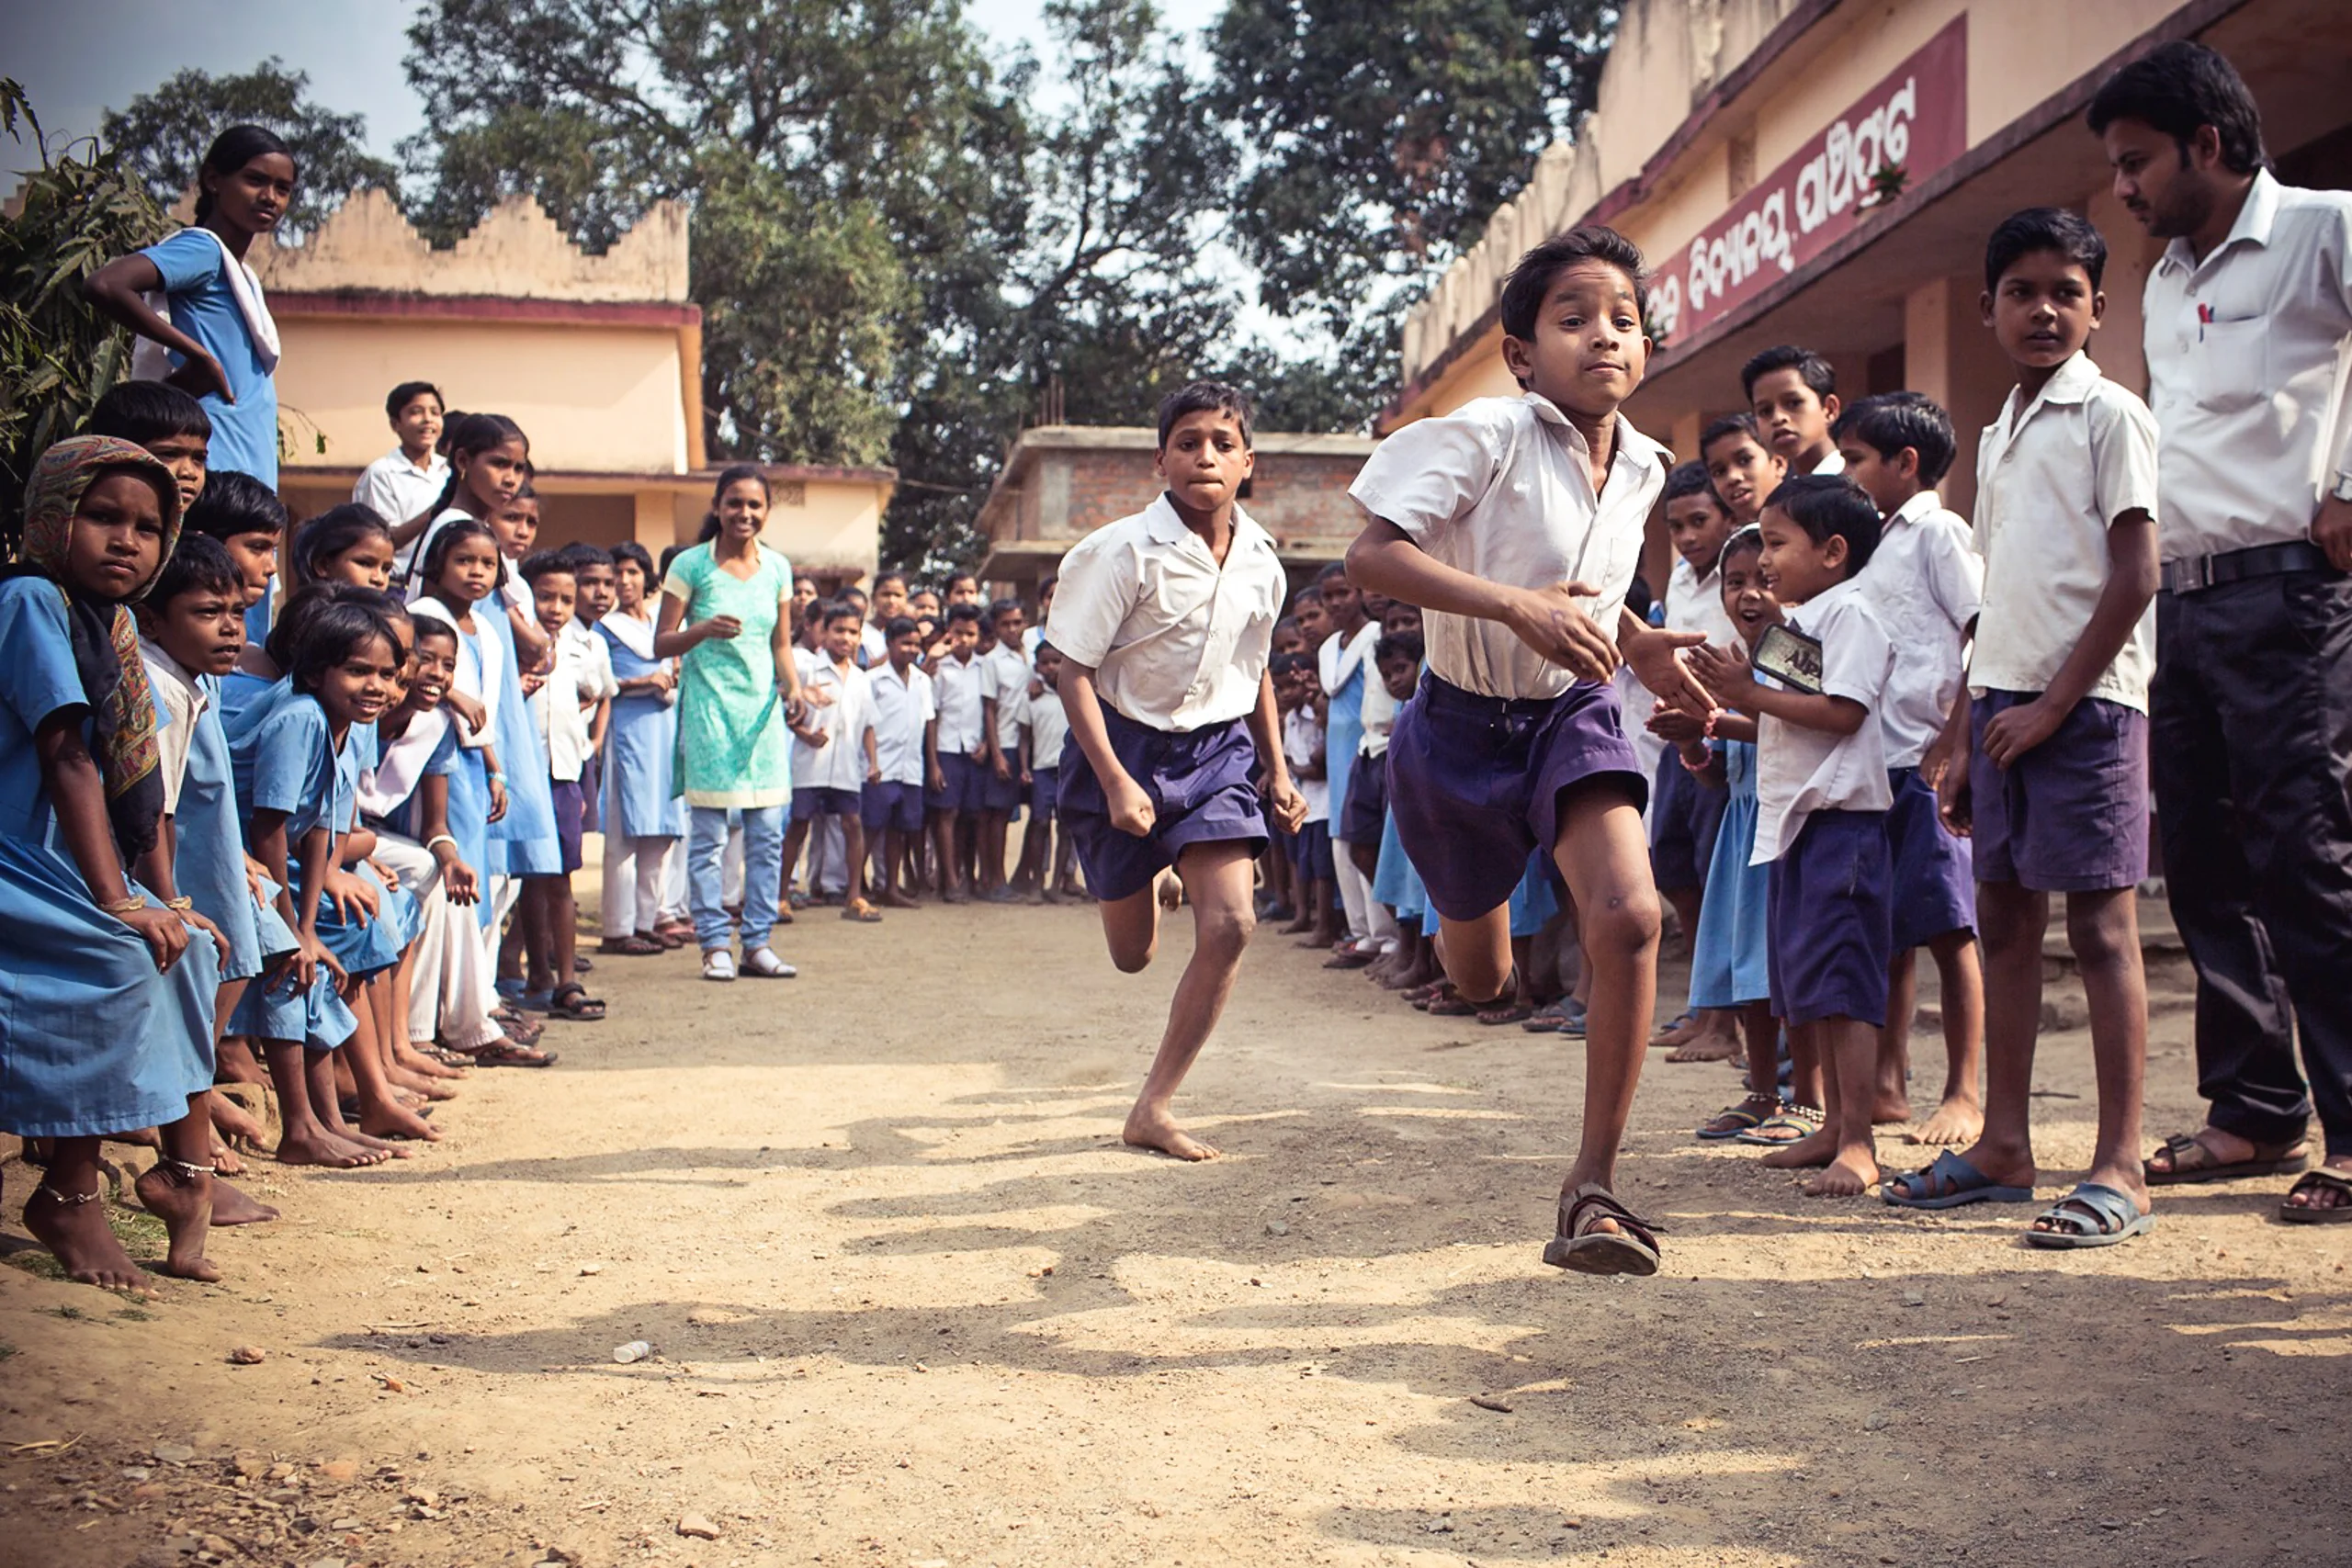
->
xmin=156 ymin=1156 xmax=216 ymax=1180
xmin=36 ymin=1184 xmax=100 ymax=1206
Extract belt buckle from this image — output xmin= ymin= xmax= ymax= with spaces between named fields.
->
xmin=2170 ymin=554 xmax=2214 ymax=594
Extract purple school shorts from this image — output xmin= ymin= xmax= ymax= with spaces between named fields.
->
xmin=1057 ymin=704 xmax=1268 ymax=903
xmin=1970 ymin=692 xmax=2149 ymax=892
xmin=793 ymin=784 xmax=861 ymax=820
xmin=981 ymin=758 xmax=1025 ymax=818
xmin=550 ymin=777 xmax=586 ymax=874
xmin=1030 ymin=765 xmax=1060 ymax=822
xmin=1337 ymin=747 xmax=1387 ymax=844
xmin=1767 ymin=807 xmax=1894 ymax=1027
xmin=1386 ymin=672 xmax=1646 ymax=922
xmin=1292 ymin=818 xmax=1337 ymax=883
xmin=1886 ymin=766 xmax=1975 ymax=948
xmin=861 ymin=780 xmax=924 ymax=835
xmin=926 ymin=750 xmax=986 ymax=815
xmin=1649 ymin=745 xmax=1729 ymax=891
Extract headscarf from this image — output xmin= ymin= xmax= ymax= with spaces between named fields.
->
xmin=6 ymin=435 xmax=184 ymax=861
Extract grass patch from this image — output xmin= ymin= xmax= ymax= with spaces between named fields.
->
xmin=114 ymin=1305 xmax=153 ymax=1323
xmin=0 ymin=1341 xmax=16 ymax=1360
xmin=5 ymin=1250 xmax=65 ymax=1281
xmin=42 ymin=1303 xmax=85 ymax=1321
xmin=108 ymin=1207 xmax=167 ymax=1259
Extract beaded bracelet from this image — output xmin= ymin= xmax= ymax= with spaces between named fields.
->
xmin=101 ymin=894 xmax=147 ymax=916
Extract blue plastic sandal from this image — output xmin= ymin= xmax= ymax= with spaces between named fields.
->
xmin=1883 ymin=1150 xmax=2035 ymax=1211
xmin=2022 ymin=1181 xmax=2154 ymax=1248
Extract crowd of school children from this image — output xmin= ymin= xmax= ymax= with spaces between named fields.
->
xmin=6 ymin=41 xmax=2348 ymax=1292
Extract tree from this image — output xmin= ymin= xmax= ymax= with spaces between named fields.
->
xmin=0 ymin=82 xmax=172 ymax=553
xmin=99 ymin=58 xmax=398 ymax=240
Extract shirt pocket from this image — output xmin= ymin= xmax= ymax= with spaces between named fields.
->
xmin=2190 ymin=315 xmax=2268 ymax=414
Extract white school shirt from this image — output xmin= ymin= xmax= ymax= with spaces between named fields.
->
xmin=1751 ymin=577 xmax=1894 ymax=864
xmin=530 ymin=621 xmax=613 ymax=783
xmin=1804 ymin=449 xmax=1847 ymax=477
xmin=356 ymin=447 xmax=449 ymax=572
xmin=1026 ymin=685 xmax=1070 ymax=771
xmin=792 ymin=656 xmax=876 ymax=791
xmin=1348 ymin=391 xmax=1668 ymax=701
xmin=407 ymin=597 xmax=503 ymax=750
xmin=2143 ymin=170 xmax=2352 ymax=561
xmin=1359 ymin=664 xmax=1396 ymax=759
xmin=1970 ymin=351 xmax=2162 ymax=712
xmin=981 ymin=640 xmax=1030 ymax=750
xmin=1048 ymin=494 xmax=1286 ymax=731
xmin=1283 ymin=707 xmax=1330 ymax=824
xmin=857 ymin=622 xmax=887 ymax=668
xmin=1858 ymin=490 xmax=1983 ymax=769
xmin=866 ymin=661 xmax=935 ymax=785
xmin=562 ymin=620 xmax=618 ymax=773
xmin=138 ymin=638 xmax=203 ymax=812
xmin=1663 ymin=554 xmax=1741 ymax=650
xmin=931 ymin=650 xmax=988 ymax=755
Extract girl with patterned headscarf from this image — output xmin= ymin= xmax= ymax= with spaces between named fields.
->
xmin=0 ymin=435 xmax=228 ymax=1290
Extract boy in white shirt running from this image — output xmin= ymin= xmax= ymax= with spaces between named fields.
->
xmin=1052 ymin=381 xmax=1306 ymax=1162
xmin=1346 ymin=227 xmax=1711 ymax=1275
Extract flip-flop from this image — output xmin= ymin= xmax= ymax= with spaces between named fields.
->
xmin=1543 ymin=1183 xmax=1663 ymax=1277
xmin=2144 ymin=1131 xmax=2311 ymax=1186
xmin=547 ymin=982 xmax=605 ymax=1021
xmin=1883 ymin=1149 xmax=2035 ymax=1210
xmin=1476 ymin=999 xmax=1535 ymax=1026
xmin=841 ymin=899 xmax=885 ymax=923
xmin=2278 ymin=1168 xmax=2352 ymax=1225
xmin=1521 ymin=1000 xmax=1565 ymax=1033
xmin=1696 ymin=1096 xmax=1780 ymax=1141
xmin=2022 ymin=1181 xmax=2154 ymax=1248
xmin=1734 ymin=1104 xmax=1822 ymax=1146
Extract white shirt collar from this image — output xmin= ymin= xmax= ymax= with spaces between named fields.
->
xmin=2003 ymin=350 xmax=2101 ymax=428
xmin=1521 ymin=393 xmax=1667 ymax=477
xmin=2157 ymin=168 xmax=2280 ymax=278
xmin=1140 ymin=493 xmax=1277 ymax=563
xmin=1886 ymin=489 xmax=1945 ymax=529
xmin=138 ymin=636 xmax=205 ymax=709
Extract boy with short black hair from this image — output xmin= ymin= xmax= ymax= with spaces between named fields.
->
xmin=1275 ymin=650 xmax=1338 ymax=947
xmin=1347 ymin=226 xmax=1711 ymax=1273
xmin=864 ymin=615 xmax=935 ymax=908
xmin=1742 ymin=344 xmax=1844 ymax=475
xmin=88 ymin=379 xmax=212 ymax=515
xmin=1836 ymin=390 xmax=1989 ymax=1149
xmin=357 ymin=381 xmax=448 ymax=568
xmin=177 ymin=469 xmax=287 ymax=622
xmin=1691 ymin=474 xmax=1895 ymax=1199
xmin=1891 ymin=208 xmax=2163 ymax=1247
xmin=786 ymin=602 xmax=883 ymax=920
xmin=557 ymin=542 xmax=620 ymax=843
xmin=517 ymin=548 xmax=603 ymax=1021
xmin=1017 ymin=641 xmax=1074 ymax=903
xmin=978 ymin=596 xmax=1031 ymax=901
xmin=1053 ymin=379 xmax=1306 ymax=1161
xmin=924 ymin=602 xmax=988 ymax=902
xmin=1700 ymin=413 xmax=1788 ymax=526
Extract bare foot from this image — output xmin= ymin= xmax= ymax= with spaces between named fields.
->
xmin=1803 ymin=1148 xmax=1881 ymax=1198
xmin=357 ymin=1100 xmax=443 ymax=1144
xmin=209 ymin=1089 xmax=267 ymax=1148
xmin=1666 ymin=1027 xmax=1742 ymax=1064
xmin=1906 ymin=1098 xmax=1984 ymax=1146
xmin=24 ymin=1187 xmax=153 ymax=1293
xmin=274 ymin=1129 xmax=390 ymax=1168
xmin=1296 ymin=931 xmax=1337 ymax=951
xmin=209 ymin=1179 xmax=278 ymax=1225
xmin=1279 ymin=914 xmax=1315 ymax=935
xmin=1649 ymin=1013 xmax=1702 ymax=1049
xmin=210 ymin=1138 xmax=243 ymax=1178
xmin=389 ymin=1066 xmax=460 ymax=1101
xmin=133 ymin=1162 xmax=220 ymax=1281
xmin=1759 ymin=1125 xmax=1838 ymax=1169
xmin=876 ymin=887 xmax=920 ymax=910
xmin=1872 ymin=1094 xmax=1916 ymax=1126
xmin=1123 ymin=1107 xmax=1220 ymax=1162
xmin=394 ymin=1043 xmax=467 ymax=1080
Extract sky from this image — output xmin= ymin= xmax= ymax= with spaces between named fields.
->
xmin=1 ymin=0 xmax=1055 ymax=164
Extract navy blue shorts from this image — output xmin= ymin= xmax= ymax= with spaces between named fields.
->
xmin=1338 ymin=748 xmax=1386 ymax=843
xmin=1970 ymin=692 xmax=2148 ymax=892
xmin=861 ymin=780 xmax=924 ymax=835
xmin=793 ymin=784 xmax=861 ymax=820
xmin=1767 ymin=808 xmax=1893 ymax=1027
xmin=981 ymin=759 xmax=1025 ymax=817
xmin=1387 ymin=673 xmax=1646 ymax=922
xmin=1057 ymin=704 xmax=1268 ymax=903
xmin=550 ymin=777 xmax=586 ymax=874
xmin=1292 ymin=819 xmax=1336 ymax=883
xmin=1886 ymin=766 xmax=1974 ymax=948
xmin=1649 ymin=746 xmax=1728 ymax=891
xmin=927 ymin=751 xmax=986 ymax=814
xmin=1030 ymin=765 xmax=1059 ymax=821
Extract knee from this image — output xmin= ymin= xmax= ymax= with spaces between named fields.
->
xmin=2064 ymin=897 xmax=2137 ymax=968
xmin=1587 ymin=886 xmax=1664 ymax=956
xmin=1200 ymin=903 xmax=1257 ymax=960
xmin=1110 ymin=940 xmax=1157 ymax=975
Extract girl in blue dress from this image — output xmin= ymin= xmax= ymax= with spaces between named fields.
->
xmin=595 ymin=541 xmax=687 ymax=952
xmin=0 ymin=438 xmax=223 ymax=1290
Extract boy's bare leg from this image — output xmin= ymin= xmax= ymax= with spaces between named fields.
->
xmin=933 ymin=810 xmax=967 ymax=901
xmin=1118 ymin=840 xmax=1257 ymax=1162
xmin=2030 ymin=888 xmax=2150 ymax=1234
xmin=22 ymin=1136 xmax=152 ymax=1292
xmin=1951 ymin=881 xmax=2048 ymax=1191
xmin=1875 ymin=949 xmax=1920 ymax=1122
xmin=1909 ymin=931 xmax=1985 ymax=1145
xmin=337 ymin=1001 xmax=435 ymax=1147
xmin=1547 ymin=784 xmax=1663 ymax=1211
xmin=266 ymin=1040 xmax=385 ymax=1168
xmin=781 ymin=819 xmax=813 ymax=902
xmin=842 ymin=817 xmax=868 ymax=905
xmin=1762 ymin=1023 xmax=1838 ymax=1167
xmin=1804 ymin=1017 xmax=1883 ymax=1197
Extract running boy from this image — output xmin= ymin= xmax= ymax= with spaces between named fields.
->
xmin=1836 ymin=391 xmax=1988 ymax=1148
xmin=1895 ymin=209 xmax=2162 ymax=1249
xmin=1743 ymin=345 xmax=1845 ymax=475
xmin=1346 ymin=227 xmax=1710 ymax=1274
xmin=1052 ymin=380 xmax=1306 ymax=1162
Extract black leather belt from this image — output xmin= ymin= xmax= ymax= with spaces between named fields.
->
xmin=2162 ymin=538 xmax=2335 ymax=595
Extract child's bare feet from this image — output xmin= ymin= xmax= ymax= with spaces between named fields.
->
xmin=1872 ymin=1091 xmax=1916 ymax=1125
xmin=389 ymin=1065 xmax=460 ymax=1101
xmin=275 ymin=1129 xmax=390 ymax=1168
xmin=1803 ymin=1147 xmax=1881 ymax=1198
xmin=214 ymin=1038 xmax=267 ymax=1084
xmin=210 ymin=1137 xmax=243 ymax=1178
xmin=208 ymin=1089 xmax=268 ymax=1150
xmin=395 ymin=1042 xmax=468 ymax=1080
xmin=25 ymin=1186 xmax=153 ymax=1292
xmin=1666 ymin=1021 xmax=1742 ymax=1064
xmin=876 ymin=886 xmax=920 ymax=910
xmin=209 ymin=1179 xmax=278 ymax=1225
xmin=1123 ymin=1105 xmax=1219 ymax=1161
xmin=1906 ymin=1097 xmax=1984 ymax=1146
xmin=1649 ymin=1011 xmax=1702 ymax=1048
xmin=133 ymin=1160 xmax=219 ymax=1281
xmin=1759 ymin=1124 xmax=1838 ymax=1168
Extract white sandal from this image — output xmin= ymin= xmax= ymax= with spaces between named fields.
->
xmin=701 ymin=948 xmax=737 ymax=982
xmin=741 ymin=946 xmax=797 ymax=979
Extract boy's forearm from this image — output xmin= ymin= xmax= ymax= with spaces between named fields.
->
xmin=1347 ymin=521 xmax=1514 ymax=621
xmin=1059 ymin=663 xmax=1135 ymax=792
xmin=1710 ymin=713 xmax=1758 ymax=744
xmin=1245 ymin=672 xmax=1291 ymax=787
xmin=2039 ymin=515 xmax=2159 ymax=719
xmin=294 ymin=826 xmax=334 ymax=933
xmin=1740 ymin=685 xmax=1868 ymax=735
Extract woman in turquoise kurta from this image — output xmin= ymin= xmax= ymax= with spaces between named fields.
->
xmin=653 ymin=466 xmax=811 ymax=980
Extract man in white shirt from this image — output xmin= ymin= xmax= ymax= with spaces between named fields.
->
xmin=785 ymin=603 xmax=883 ymax=920
xmin=2094 ymin=42 xmax=2352 ymax=1217
xmin=355 ymin=381 xmax=450 ymax=574
xmin=864 ymin=615 xmax=934 ymax=908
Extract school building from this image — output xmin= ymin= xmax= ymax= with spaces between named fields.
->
xmin=1386 ymin=0 xmax=2351 ymax=586
xmin=247 ymin=189 xmax=893 ymax=584
xmin=975 ymin=425 xmax=1379 ymax=600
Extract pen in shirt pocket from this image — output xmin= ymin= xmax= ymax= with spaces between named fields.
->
xmin=2198 ymin=301 xmax=2212 ymax=341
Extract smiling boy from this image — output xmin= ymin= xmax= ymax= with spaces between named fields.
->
xmin=1346 ymin=227 xmax=1711 ymax=1275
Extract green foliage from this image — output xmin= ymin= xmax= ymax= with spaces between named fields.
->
xmin=99 ymin=58 xmax=398 ymax=240
xmin=0 ymin=81 xmax=171 ymax=554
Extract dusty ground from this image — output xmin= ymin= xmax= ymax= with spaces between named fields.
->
xmin=3 ymin=886 xmax=2348 ymax=1568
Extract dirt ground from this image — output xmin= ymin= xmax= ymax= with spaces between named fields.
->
xmin=3 ymin=883 xmax=2348 ymax=1568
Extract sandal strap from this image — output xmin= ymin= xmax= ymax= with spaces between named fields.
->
xmin=2289 ymin=1168 xmax=2352 ymax=1197
xmin=2035 ymin=1181 xmax=2140 ymax=1235
xmin=1564 ymin=1185 xmax=1666 ymax=1247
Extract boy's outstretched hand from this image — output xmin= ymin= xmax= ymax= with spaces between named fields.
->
xmin=1623 ymin=619 xmax=1713 ymax=716
xmin=1686 ymin=637 xmax=1758 ymax=708
xmin=1265 ymin=775 xmax=1309 ymax=838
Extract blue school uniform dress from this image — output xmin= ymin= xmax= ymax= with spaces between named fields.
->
xmin=173 ymin=672 xmax=265 ymax=983
xmin=460 ymin=600 xmax=560 ymax=880
xmin=596 ymin=616 xmax=687 ymax=840
xmin=322 ymin=723 xmax=422 ymax=976
xmin=0 ymin=580 xmax=219 ymax=1136
xmin=1690 ymin=740 xmax=1770 ymax=1010
xmin=225 ymin=681 xmax=359 ymax=1049
xmin=1371 ymin=799 xmax=1429 ymax=929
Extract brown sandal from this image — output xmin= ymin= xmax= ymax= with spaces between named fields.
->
xmin=841 ymin=897 xmax=884 ymax=923
xmin=2144 ymin=1131 xmax=2310 ymax=1186
xmin=1543 ymin=1183 xmax=1664 ymax=1277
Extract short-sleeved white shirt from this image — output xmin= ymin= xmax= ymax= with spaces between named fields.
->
xmin=2143 ymin=171 xmax=2352 ymax=561
xmin=1752 ymin=578 xmax=1894 ymax=864
xmin=1858 ymin=490 xmax=1983 ymax=769
xmin=356 ymin=447 xmax=450 ymax=572
xmin=866 ymin=660 xmax=934 ymax=785
xmin=792 ymin=656 xmax=876 ymax=791
xmin=1664 ymin=554 xmax=1741 ymax=650
xmin=1348 ymin=392 xmax=1668 ymax=701
xmin=533 ymin=621 xmax=618 ymax=783
xmin=1047 ymin=494 xmax=1287 ymax=732
xmin=1970 ymin=352 xmax=2161 ymax=712
xmin=980 ymin=641 xmax=1030 ymax=749
xmin=1026 ymin=685 xmax=1070 ymax=770
xmin=139 ymin=638 xmax=203 ymax=813
xmin=1283 ymin=707 xmax=1329 ymax=823
xmin=931 ymin=650 xmax=988 ymax=755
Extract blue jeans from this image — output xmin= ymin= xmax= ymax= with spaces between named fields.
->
xmin=687 ymin=804 xmax=786 ymax=952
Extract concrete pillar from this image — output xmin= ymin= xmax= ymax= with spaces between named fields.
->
xmin=633 ymin=487 xmax=674 ymax=552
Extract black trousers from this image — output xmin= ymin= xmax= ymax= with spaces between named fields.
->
xmin=2150 ymin=571 xmax=2352 ymax=1157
